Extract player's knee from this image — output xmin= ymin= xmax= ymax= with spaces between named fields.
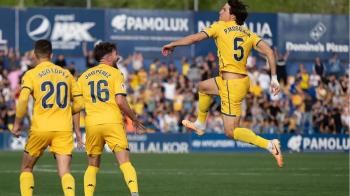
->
xmin=198 ymin=81 xmax=206 ymax=92
xmin=88 ymin=155 xmax=101 ymax=167
xmin=21 ymin=160 xmax=35 ymax=172
xmin=224 ymin=126 xmax=237 ymax=139
xmin=21 ymin=166 xmax=33 ymax=173
xmin=58 ymin=169 xmax=70 ymax=178
xmin=224 ymin=130 xmax=233 ymax=138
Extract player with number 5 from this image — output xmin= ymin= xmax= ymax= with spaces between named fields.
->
xmin=162 ymin=0 xmax=283 ymax=168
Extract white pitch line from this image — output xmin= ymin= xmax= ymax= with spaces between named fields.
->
xmin=0 ymin=168 xmax=347 ymax=177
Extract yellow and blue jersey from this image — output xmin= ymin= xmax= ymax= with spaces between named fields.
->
xmin=203 ymin=20 xmax=261 ymax=75
xmin=21 ymin=61 xmax=81 ymax=132
xmin=78 ymin=64 xmax=127 ymax=126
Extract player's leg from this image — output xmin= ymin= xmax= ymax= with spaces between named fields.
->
xmin=106 ymin=123 xmax=139 ymax=196
xmin=84 ymin=125 xmax=104 ymax=196
xmin=114 ymin=150 xmax=139 ymax=196
xmin=20 ymin=152 xmax=40 ymax=196
xmin=20 ymin=131 xmax=50 ymax=196
xmin=56 ymin=154 xmax=75 ymax=196
xmin=222 ymin=115 xmax=283 ymax=167
xmin=51 ymin=132 xmax=75 ymax=196
xmin=84 ymin=155 xmax=101 ymax=196
xmin=221 ymin=77 xmax=283 ymax=167
xmin=182 ymin=77 xmax=219 ymax=135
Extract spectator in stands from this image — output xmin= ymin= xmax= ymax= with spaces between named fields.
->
xmin=82 ymin=42 xmax=96 ymax=68
xmin=301 ymin=92 xmax=314 ymax=134
xmin=328 ymin=53 xmax=342 ymax=77
xmin=132 ymin=51 xmax=143 ymax=71
xmin=328 ymin=75 xmax=342 ymax=96
xmin=149 ymin=58 xmax=160 ymax=73
xmin=297 ymin=64 xmax=310 ymax=91
xmin=54 ymin=54 xmax=67 ymax=67
xmin=309 ymin=69 xmax=321 ymax=88
xmin=181 ymin=57 xmax=190 ymax=76
xmin=313 ymin=57 xmax=326 ymax=81
xmin=257 ymin=69 xmax=270 ymax=94
xmin=162 ymin=77 xmax=176 ymax=106
xmin=208 ymin=110 xmax=224 ymax=133
xmin=274 ymin=47 xmax=289 ymax=85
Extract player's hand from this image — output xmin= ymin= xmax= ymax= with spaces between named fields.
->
xmin=11 ymin=121 xmax=22 ymax=138
xmin=270 ymin=75 xmax=280 ymax=96
xmin=162 ymin=43 xmax=175 ymax=56
xmin=76 ymin=137 xmax=85 ymax=150
xmin=133 ymin=120 xmax=146 ymax=134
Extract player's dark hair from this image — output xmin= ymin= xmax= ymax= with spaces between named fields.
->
xmin=34 ymin=39 xmax=52 ymax=59
xmin=93 ymin=42 xmax=117 ymax=62
xmin=227 ymin=0 xmax=248 ymax=25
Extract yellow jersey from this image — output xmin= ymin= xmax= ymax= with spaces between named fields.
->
xmin=21 ymin=61 xmax=81 ymax=132
xmin=78 ymin=64 xmax=127 ymax=126
xmin=203 ymin=21 xmax=261 ymax=75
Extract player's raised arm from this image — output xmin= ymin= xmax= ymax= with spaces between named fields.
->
xmin=255 ymin=40 xmax=280 ymax=96
xmin=162 ymin=32 xmax=208 ymax=56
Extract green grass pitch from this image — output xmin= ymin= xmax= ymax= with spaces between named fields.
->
xmin=0 ymin=151 xmax=348 ymax=196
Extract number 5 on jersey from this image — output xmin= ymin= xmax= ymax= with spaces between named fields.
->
xmin=233 ymin=37 xmax=244 ymax=61
xmin=88 ymin=80 xmax=110 ymax=103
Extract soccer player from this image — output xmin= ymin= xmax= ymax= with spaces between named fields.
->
xmin=77 ymin=42 xmax=145 ymax=196
xmin=162 ymin=0 xmax=283 ymax=167
xmin=11 ymin=39 xmax=84 ymax=196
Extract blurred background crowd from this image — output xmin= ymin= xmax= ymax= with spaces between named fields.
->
xmin=0 ymin=45 xmax=349 ymax=135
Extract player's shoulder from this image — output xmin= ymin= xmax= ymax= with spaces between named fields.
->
xmin=210 ymin=21 xmax=223 ymax=28
xmin=22 ymin=68 xmax=35 ymax=78
xmin=106 ymin=65 xmax=123 ymax=77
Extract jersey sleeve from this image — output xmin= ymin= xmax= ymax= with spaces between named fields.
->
xmin=114 ymin=71 xmax=127 ymax=96
xmin=70 ymin=74 xmax=82 ymax=98
xmin=202 ymin=22 xmax=220 ymax=38
xmin=71 ymin=74 xmax=84 ymax=114
xmin=21 ymin=72 xmax=33 ymax=92
xmin=251 ymin=32 xmax=262 ymax=49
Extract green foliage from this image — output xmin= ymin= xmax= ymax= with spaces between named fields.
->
xmin=0 ymin=0 xmax=348 ymax=14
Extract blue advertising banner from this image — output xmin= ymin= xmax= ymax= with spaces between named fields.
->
xmin=127 ymin=133 xmax=191 ymax=153
xmin=194 ymin=11 xmax=278 ymax=56
xmin=0 ymin=8 xmax=15 ymax=50
xmin=19 ymin=8 xmax=105 ymax=55
xmin=277 ymin=13 xmax=349 ymax=61
xmin=1 ymin=132 xmax=349 ymax=153
xmin=105 ymin=9 xmax=194 ymax=59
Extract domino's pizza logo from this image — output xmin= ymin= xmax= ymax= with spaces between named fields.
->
xmin=26 ymin=15 xmax=52 ymax=41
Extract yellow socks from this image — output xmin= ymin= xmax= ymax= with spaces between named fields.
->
xmin=84 ymin=166 xmax=99 ymax=196
xmin=120 ymin=162 xmax=138 ymax=193
xmin=197 ymin=91 xmax=212 ymax=124
xmin=61 ymin=173 xmax=75 ymax=196
xmin=20 ymin=172 xmax=34 ymax=196
xmin=233 ymin=128 xmax=269 ymax=149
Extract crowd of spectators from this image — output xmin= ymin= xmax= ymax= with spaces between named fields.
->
xmin=0 ymin=46 xmax=349 ymax=135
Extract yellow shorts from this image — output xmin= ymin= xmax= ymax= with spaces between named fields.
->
xmin=215 ymin=76 xmax=250 ymax=116
xmin=85 ymin=123 xmax=128 ymax=155
xmin=25 ymin=131 xmax=73 ymax=157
